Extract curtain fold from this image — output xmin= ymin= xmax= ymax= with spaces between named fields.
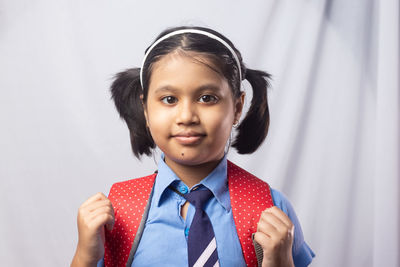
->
xmin=374 ymin=1 xmax=400 ymax=266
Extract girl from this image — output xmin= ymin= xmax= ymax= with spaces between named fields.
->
xmin=71 ymin=26 xmax=314 ymax=267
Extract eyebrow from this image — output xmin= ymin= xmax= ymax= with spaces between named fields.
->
xmin=154 ymin=86 xmax=179 ymax=94
xmin=154 ymin=84 xmax=222 ymax=94
xmin=196 ymin=84 xmax=222 ymax=93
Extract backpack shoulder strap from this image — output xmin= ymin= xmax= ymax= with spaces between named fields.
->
xmin=104 ymin=174 xmax=156 ymax=267
xmin=228 ymin=160 xmax=274 ymax=267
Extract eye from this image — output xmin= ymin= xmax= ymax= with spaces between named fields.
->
xmin=199 ymin=95 xmax=218 ymax=103
xmin=161 ymin=96 xmax=177 ymax=104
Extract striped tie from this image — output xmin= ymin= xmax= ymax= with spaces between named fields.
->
xmin=184 ymin=188 xmax=219 ymax=267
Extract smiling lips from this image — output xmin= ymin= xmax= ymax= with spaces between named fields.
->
xmin=172 ymin=131 xmax=206 ymax=145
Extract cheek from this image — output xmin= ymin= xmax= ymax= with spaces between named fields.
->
xmin=205 ymin=108 xmax=234 ymax=140
xmin=145 ymin=105 xmax=171 ymax=138
xmin=146 ymin=100 xmax=169 ymax=122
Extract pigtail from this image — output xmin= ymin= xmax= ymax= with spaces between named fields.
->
xmin=110 ymin=68 xmax=155 ymax=158
xmin=232 ymin=68 xmax=272 ymax=154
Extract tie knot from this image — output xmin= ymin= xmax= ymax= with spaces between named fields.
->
xmin=183 ymin=188 xmax=213 ymax=209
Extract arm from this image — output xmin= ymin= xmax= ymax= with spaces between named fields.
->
xmin=253 ymin=206 xmax=295 ymax=267
xmin=71 ymin=193 xmax=115 ymax=267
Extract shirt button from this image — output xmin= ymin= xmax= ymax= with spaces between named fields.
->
xmin=179 ymin=185 xmax=188 ymax=194
xmin=184 ymin=228 xmax=190 ymax=237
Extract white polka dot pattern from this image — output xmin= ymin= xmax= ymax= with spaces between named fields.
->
xmin=104 ymin=174 xmax=156 ymax=267
xmin=103 ymin=162 xmax=273 ymax=267
xmin=227 ymin=160 xmax=274 ymax=267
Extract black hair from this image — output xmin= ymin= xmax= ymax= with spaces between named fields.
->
xmin=110 ymin=26 xmax=272 ymax=158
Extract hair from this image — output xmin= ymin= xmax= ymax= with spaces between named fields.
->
xmin=110 ymin=26 xmax=272 ymax=158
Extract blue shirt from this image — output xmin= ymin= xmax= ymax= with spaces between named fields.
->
xmin=99 ymin=155 xmax=314 ymax=266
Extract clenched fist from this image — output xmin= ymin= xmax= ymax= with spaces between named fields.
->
xmin=71 ymin=193 xmax=115 ymax=267
xmin=253 ymin=207 xmax=295 ymax=267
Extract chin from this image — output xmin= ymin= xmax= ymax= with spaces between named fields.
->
xmin=166 ymin=150 xmax=223 ymax=167
xmin=170 ymin=154 xmax=202 ymax=166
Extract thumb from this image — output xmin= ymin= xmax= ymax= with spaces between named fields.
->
xmin=105 ymin=221 xmax=114 ymax=231
xmin=105 ymin=206 xmax=115 ymax=232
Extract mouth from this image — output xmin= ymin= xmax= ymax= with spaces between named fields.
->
xmin=172 ymin=131 xmax=206 ymax=145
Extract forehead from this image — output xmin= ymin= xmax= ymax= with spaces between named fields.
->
xmin=148 ymin=51 xmax=229 ymax=90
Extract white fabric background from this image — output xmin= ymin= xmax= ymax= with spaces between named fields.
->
xmin=0 ymin=1 xmax=398 ymax=266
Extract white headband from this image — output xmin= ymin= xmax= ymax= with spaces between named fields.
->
xmin=139 ymin=29 xmax=242 ymax=88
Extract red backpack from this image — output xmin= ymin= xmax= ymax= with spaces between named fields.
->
xmin=104 ymin=161 xmax=274 ymax=267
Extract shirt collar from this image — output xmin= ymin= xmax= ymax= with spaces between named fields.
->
xmin=153 ymin=153 xmax=231 ymax=211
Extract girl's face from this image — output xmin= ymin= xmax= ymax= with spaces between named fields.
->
xmin=144 ymin=51 xmax=244 ymax=168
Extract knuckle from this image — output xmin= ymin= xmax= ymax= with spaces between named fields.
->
xmin=278 ymin=226 xmax=290 ymax=238
xmin=285 ymin=228 xmax=291 ymax=236
xmin=104 ymin=206 xmax=113 ymax=214
xmin=261 ymin=209 xmax=270 ymax=217
xmin=260 ymin=212 xmax=270 ymax=222
xmin=102 ymin=213 xmax=111 ymax=221
xmin=253 ymin=232 xmax=266 ymax=247
xmin=272 ymin=206 xmax=281 ymax=212
xmin=278 ymin=225 xmax=287 ymax=233
xmin=77 ymin=207 xmax=86 ymax=218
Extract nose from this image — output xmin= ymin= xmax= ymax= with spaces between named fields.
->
xmin=176 ymin=100 xmax=199 ymax=125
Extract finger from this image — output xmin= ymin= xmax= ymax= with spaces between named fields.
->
xmin=90 ymin=212 xmax=115 ymax=233
xmin=260 ymin=210 xmax=286 ymax=230
xmin=105 ymin=219 xmax=114 ymax=231
xmin=257 ymin=219 xmax=279 ymax=238
xmin=78 ymin=200 xmax=113 ymax=222
xmin=253 ymin=231 xmax=270 ymax=249
xmin=259 ymin=210 xmax=293 ymax=238
xmin=81 ymin=192 xmax=108 ymax=208
xmin=83 ymin=204 xmax=115 ymax=229
xmin=86 ymin=199 xmax=114 ymax=213
xmin=87 ymin=205 xmax=115 ymax=224
xmin=264 ymin=207 xmax=293 ymax=229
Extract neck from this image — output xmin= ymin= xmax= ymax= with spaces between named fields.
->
xmin=164 ymin=157 xmax=223 ymax=188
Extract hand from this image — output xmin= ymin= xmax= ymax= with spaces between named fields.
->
xmin=71 ymin=193 xmax=115 ymax=267
xmin=253 ymin=207 xmax=295 ymax=267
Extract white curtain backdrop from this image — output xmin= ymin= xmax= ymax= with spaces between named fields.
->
xmin=0 ymin=1 xmax=398 ymax=266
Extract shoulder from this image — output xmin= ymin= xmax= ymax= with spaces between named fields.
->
xmin=227 ymin=160 xmax=274 ymax=208
xmin=108 ymin=174 xmax=156 ymax=200
xmin=110 ymin=174 xmax=156 ymax=190
xmin=227 ymin=160 xmax=271 ymax=188
xmin=270 ymin=188 xmax=315 ymax=267
xmin=270 ymin=188 xmax=295 ymax=215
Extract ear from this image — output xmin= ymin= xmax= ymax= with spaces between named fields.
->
xmin=140 ymin=94 xmax=149 ymax=127
xmin=233 ymin=92 xmax=245 ymax=124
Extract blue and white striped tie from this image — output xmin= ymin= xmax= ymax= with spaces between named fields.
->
xmin=184 ymin=188 xmax=219 ymax=267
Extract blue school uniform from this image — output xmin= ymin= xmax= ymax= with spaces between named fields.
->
xmin=99 ymin=154 xmax=314 ymax=266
